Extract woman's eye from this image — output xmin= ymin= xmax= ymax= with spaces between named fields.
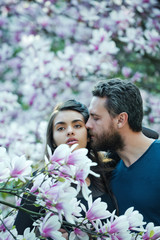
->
xmin=57 ymin=127 xmax=65 ymax=131
xmin=74 ymin=124 xmax=81 ymax=128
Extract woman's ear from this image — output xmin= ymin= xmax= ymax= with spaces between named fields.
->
xmin=117 ymin=112 xmax=128 ymax=128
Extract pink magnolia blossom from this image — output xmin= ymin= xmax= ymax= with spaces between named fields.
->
xmin=38 ymin=179 xmax=77 ymax=223
xmin=85 ymin=196 xmax=111 ymax=221
xmin=47 ymin=143 xmax=90 ymax=167
xmin=122 ymin=66 xmax=132 ymax=78
xmin=106 ymin=211 xmax=129 ymax=236
xmin=0 ymin=228 xmax=18 ymax=240
xmin=30 ymin=173 xmax=46 ymax=193
xmin=0 ymin=162 xmax=10 ymax=182
xmin=124 ymin=207 xmax=146 ymax=231
xmin=69 ymin=227 xmax=89 ymax=240
xmin=46 ymin=144 xmax=86 ymax=173
xmin=70 ymin=198 xmax=82 ymax=218
xmin=0 ymin=147 xmax=10 ymax=163
xmin=142 ymin=222 xmax=160 ymax=240
xmin=17 ymin=227 xmax=37 ymax=240
xmin=9 ymin=155 xmax=32 ymax=182
xmin=0 ymin=147 xmax=10 ymax=182
xmin=67 ymin=147 xmax=88 ymax=166
xmin=38 ymin=213 xmax=65 ymax=240
xmin=75 ymin=164 xmax=92 ymax=200
xmin=46 ymin=144 xmax=99 ymax=201
xmin=0 ymin=215 xmax=14 ymax=232
xmin=49 ymin=144 xmax=70 ymax=165
xmin=94 ymin=217 xmax=131 ymax=240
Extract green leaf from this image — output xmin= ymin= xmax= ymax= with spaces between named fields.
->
xmin=58 ymin=177 xmax=65 ymax=182
xmin=150 ymin=230 xmax=154 ymax=238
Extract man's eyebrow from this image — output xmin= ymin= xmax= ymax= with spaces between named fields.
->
xmin=90 ymin=113 xmax=100 ymax=117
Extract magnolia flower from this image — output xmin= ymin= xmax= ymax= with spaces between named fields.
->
xmin=17 ymin=227 xmax=37 ymax=240
xmin=69 ymin=228 xmax=89 ymax=240
xmin=110 ymin=230 xmax=132 ymax=240
xmin=124 ymin=207 xmax=146 ymax=231
xmin=46 ymin=144 xmax=78 ymax=172
xmin=9 ymin=155 xmax=32 ymax=182
xmin=30 ymin=173 xmax=46 ymax=193
xmin=0 ymin=215 xmax=14 ymax=232
xmin=38 ymin=213 xmax=65 ymax=240
xmin=0 ymin=147 xmax=10 ymax=182
xmin=48 ymin=143 xmax=95 ymax=167
xmin=75 ymin=165 xmax=92 ymax=200
xmin=83 ymin=195 xmax=111 ymax=222
xmin=38 ymin=179 xmax=77 ymax=223
xmin=93 ymin=217 xmax=131 ymax=240
xmin=46 ymin=144 xmax=99 ymax=201
xmin=107 ymin=210 xmax=129 ymax=235
xmin=67 ymin=146 xmax=88 ymax=166
xmin=48 ymin=144 xmax=71 ymax=165
xmin=0 ymin=147 xmax=10 ymax=163
xmin=70 ymin=198 xmax=82 ymax=218
xmin=0 ymin=228 xmax=18 ymax=240
xmin=142 ymin=222 xmax=160 ymax=240
xmin=15 ymin=194 xmax=23 ymax=207
xmin=122 ymin=66 xmax=132 ymax=78
xmin=0 ymin=162 xmax=10 ymax=182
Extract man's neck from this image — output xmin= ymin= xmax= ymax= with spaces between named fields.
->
xmin=117 ymin=133 xmax=155 ymax=167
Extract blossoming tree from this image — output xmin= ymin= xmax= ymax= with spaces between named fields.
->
xmin=0 ymin=0 xmax=160 ymax=238
xmin=1 ymin=144 xmax=160 ymax=239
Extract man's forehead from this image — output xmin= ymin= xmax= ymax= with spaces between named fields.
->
xmin=89 ymin=97 xmax=107 ymax=112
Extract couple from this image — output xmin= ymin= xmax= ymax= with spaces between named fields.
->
xmin=15 ymin=78 xmax=160 ymax=236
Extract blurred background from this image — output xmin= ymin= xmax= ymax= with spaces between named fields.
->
xmin=0 ymin=0 xmax=160 ymax=165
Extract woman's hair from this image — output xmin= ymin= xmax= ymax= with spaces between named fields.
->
xmin=45 ymin=99 xmax=119 ymax=214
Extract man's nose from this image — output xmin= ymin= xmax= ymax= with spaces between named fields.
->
xmin=86 ymin=119 xmax=91 ymax=129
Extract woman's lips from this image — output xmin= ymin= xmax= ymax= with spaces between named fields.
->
xmin=66 ymin=138 xmax=78 ymax=145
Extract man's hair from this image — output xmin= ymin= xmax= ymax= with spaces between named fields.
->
xmin=92 ymin=78 xmax=143 ymax=131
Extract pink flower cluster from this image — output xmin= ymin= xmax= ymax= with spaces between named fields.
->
xmin=0 ymin=144 xmax=160 ymax=239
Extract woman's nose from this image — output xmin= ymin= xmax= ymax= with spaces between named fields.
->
xmin=67 ymin=126 xmax=74 ymax=135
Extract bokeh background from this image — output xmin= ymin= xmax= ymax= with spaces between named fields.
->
xmin=0 ymin=0 xmax=160 ymax=166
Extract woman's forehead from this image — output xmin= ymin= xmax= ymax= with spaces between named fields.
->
xmin=53 ymin=110 xmax=84 ymax=124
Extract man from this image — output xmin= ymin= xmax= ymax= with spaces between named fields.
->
xmin=86 ymin=78 xmax=160 ymax=226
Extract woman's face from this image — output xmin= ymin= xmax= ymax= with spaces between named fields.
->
xmin=53 ymin=110 xmax=88 ymax=150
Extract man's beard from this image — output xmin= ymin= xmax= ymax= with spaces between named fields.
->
xmin=90 ymin=127 xmax=124 ymax=152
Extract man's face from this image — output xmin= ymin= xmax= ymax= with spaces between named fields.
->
xmin=86 ymin=97 xmax=124 ymax=152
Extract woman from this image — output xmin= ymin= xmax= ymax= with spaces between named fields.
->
xmin=14 ymin=99 xmax=116 ymax=237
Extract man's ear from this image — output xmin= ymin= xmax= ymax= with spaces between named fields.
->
xmin=117 ymin=112 xmax=128 ymax=128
